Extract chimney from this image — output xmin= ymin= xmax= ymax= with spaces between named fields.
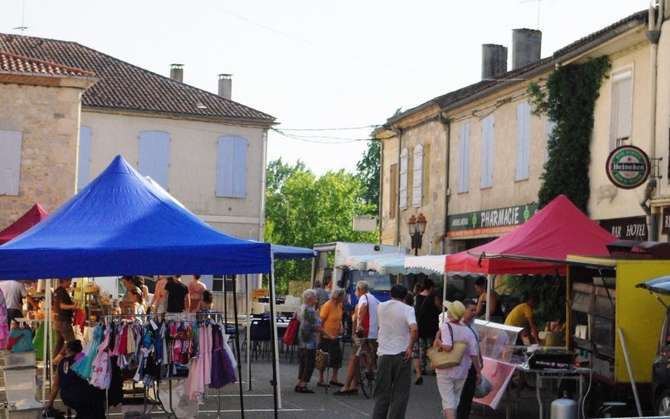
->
xmin=218 ymin=74 xmax=232 ymax=99
xmin=170 ymin=64 xmax=184 ymax=82
xmin=512 ymin=29 xmax=542 ymax=70
xmin=481 ymin=44 xmax=508 ymax=80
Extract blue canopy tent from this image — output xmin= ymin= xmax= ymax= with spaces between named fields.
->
xmin=0 ymin=156 xmax=279 ymax=417
xmin=270 ymin=244 xmax=317 ymax=260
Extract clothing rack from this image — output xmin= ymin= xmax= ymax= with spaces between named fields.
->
xmin=95 ymin=310 xmax=242 ymax=418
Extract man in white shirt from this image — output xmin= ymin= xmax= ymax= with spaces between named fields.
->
xmin=372 ymin=285 xmax=417 ymax=419
xmin=0 ymin=280 xmax=27 ymax=324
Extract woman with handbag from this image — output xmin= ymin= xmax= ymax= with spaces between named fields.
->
xmin=295 ymin=289 xmax=322 ymax=393
xmin=432 ymin=300 xmax=481 ymax=419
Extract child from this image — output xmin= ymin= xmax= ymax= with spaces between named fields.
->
xmin=200 ymin=290 xmax=213 ymax=312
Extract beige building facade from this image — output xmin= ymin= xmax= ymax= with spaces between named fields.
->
xmin=377 ymin=7 xmax=670 ymax=254
xmin=0 ymin=52 xmax=95 ymax=225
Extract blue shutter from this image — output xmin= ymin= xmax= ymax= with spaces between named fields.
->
xmin=78 ymin=126 xmax=92 ymax=191
xmin=480 ymin=115 xmax=494 ymax=188
xmin=0 ymin=129 xmax=22 ymax=196
xmin=544 ymin=118 xmax=556 ymax=163
xmin=217 ymin=136 xmax=248 ymax=198
xmin=458 ymin=123 xmax=470 ymax=193
xmin=138 ymin=131 xmax=170 ymax=189
xmin=516 ymin=102 xmax=530 ymax=180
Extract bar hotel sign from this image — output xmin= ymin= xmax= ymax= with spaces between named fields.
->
xmin=447 ymin=203 xmax=538 ymax=238
xmin=605 ymin=145 xmax=651 ymax=189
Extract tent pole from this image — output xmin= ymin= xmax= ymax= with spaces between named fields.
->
xmin=232 ymin=275 xmax=245 ymax=418
xmin=246 ymin=274 xmax=252 ymax=391
xmin=486 ymin=274 xmax=494 ymax=322
xmin=442 ymin=271 xmax=447 ymax=318
xmin=42 ymin=279 xmax=51 ymax=402
xmin=269 ymin=257 xmax=281 ymax=416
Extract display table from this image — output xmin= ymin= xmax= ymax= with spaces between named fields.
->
xmin=516 ymin=365 xmax=591 ymax=419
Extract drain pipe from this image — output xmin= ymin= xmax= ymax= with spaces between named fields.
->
xmin=440 ymin=113 xmax=451 ymax=254
xmin=646 ymin=1 xmax=663 ymax=240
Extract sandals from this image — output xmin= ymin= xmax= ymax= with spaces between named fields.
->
xmin=334 ymin=388 xmax=358 ymax=396
xmin=294 ymin=385 xmax=315 ymax=394
xmin=414 ymin=376 xmax=423 ymax=385
xmin=329 ymin=381 xmax=344 ymax=387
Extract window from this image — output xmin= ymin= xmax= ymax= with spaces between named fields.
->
xmin=78 ymin=126 xmax=92 ymax=191
xmin=480 ymin=115 xmax=495 ymax=188
xmin=389 ymin=163 xmax=398 ymax=219
xmin=544 ymin=118 xmax=556 ymax=163
xmin=412 ymin=144 xmax=423 ymax=207
xmin=212 ymin=275 xmax=224 ymax=292
xmin=421 ymin=144 xmax=431 ymax=206
xmin=609 ymin=70 xmax=633 ymax=150
xmin=515 ymin=101 xmax=531 ymax=181
xmin=457 ymin=123 xmax=471 ymax=193
xmin=138 ymin=131 xmax=170 ymax=189
xmin=0 ymin=130 xmax=22 ymax=196
xmin=399 ymin=147 xmax=408 ymax=209
xmin=216 ymin=135 xmax=248 ymax=198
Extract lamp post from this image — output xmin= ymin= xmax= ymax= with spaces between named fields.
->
xmin=408 ymin=213 xmax=427 ymax=255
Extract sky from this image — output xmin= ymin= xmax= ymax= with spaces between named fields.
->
xmin=0 ymin=0 xmax=651 ymax=174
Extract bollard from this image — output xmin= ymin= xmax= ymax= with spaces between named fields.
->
xmin=550 ymin=397 xmax=577 ymax=419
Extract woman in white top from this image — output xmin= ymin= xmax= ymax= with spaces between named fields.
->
xmin=433 ymin=301 xmax=481 ymax=419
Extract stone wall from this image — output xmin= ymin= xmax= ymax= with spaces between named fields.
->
xmin=0 ymin=83 xmax=82 ymax=227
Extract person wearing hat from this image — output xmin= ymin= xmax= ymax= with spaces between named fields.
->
xmin=433 ymin=300 xmax=481 ymax=419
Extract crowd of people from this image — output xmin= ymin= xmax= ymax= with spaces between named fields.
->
xmin=291 ymin=276 xmax=543 ymax=419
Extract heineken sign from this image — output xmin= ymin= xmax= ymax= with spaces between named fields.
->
xmin=605 ymin=145 xmax=651 ymax=189
xmin=447 ymin=203 xmax=538 ymax=238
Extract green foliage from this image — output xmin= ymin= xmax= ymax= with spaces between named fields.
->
xmin=355 ymin=140 xmax=381 ymax=215
xmin=265 ymin=159 xmax=378 ymax=293
xmin=502 ymin=275 xmax=566 ymax=329
xmin=529 ymin=56 xmax=610 ymax=212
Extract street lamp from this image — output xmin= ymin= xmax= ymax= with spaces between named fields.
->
xmin=408 ymin=213 xmax=427 ymax=255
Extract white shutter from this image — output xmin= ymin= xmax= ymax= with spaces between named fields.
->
xmin=544 ymin=118 xmax=556 ymax=163
xmin=609 ymin=71 xmax=633 ymax=150
xmin=516 ymin=101 xmax=531 ymax=180
xmin=0 ymin=130 xmax=22 ymax=196
xmin=412 ymin=144 xmax=423 ymax=207
xmin=458 ymin=123 xmax=470 ymax=193
xmin=399 ymin=147 xmax=408 ymax=209
xmin=480 ymin=115 xmax=495 ymax=188
xmin=217 ymin=136 xmax=248 ymax=198
xmin=138 ymin=131 xmax=170 ymax=189
xmin=78 ymin=126 xmax=92 ymax=191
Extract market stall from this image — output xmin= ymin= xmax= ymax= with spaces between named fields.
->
xmin=0 ymin=156 xmax=275 ymax=418
xmin=0 ymin=203 xmax=48 ymax=245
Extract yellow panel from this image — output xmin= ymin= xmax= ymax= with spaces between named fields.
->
xmin=615 ymin=260 xmax=670 ymax=383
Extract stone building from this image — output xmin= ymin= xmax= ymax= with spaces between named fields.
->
xmin=376 ymin=6 xmax=670 ymax=254
xmin=0 ymin=33 xmax=275 ymax=242
xmin=0 ymin=51 xmax=95 ymax=223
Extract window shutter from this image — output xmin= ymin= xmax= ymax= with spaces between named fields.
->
xmin=138 ymin=131 xmax=170 ymax=189
xmin=610 ymin=71 xmax=633 ymax=150
xmin=399 ymin=147 xmax=408 ymax=209
xmin=516 ymin=101 xmax=530 ymax=180
xmin=0 ymin=129 xmax=22 ymax=196
xmin=458 ymin=123 xmax=470 ymax=193
xmin=412 ymin=144 xmax=423 ymax=207
xmin=389 ymin=163 xmax=398 ymax=219
xmin=480 ymin=115 xmax=495 ymax=188
xmin=217 ymin=136 xmax=248 ymax=198
xmin=78 ymin=126 xmax=92 ymax=191
xmin=544 ymin=118 xmax=556 ymax=163
xmin=422 ymin=143 xmax=431 ymax=206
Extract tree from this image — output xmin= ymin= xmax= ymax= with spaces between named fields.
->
xmin=265 ymin=160 xmax=378 ymax=292
xmin=355 ymin=140 xmax=380 ymax=215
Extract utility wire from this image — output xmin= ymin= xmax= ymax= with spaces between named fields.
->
xmin=279 ymin=124 xmax=380 ymax=132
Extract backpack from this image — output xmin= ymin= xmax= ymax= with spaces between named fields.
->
xmin=282 ymin=314 xmax=300 ymax=346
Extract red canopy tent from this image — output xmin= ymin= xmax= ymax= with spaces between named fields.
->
xmin=0 ymin=203 xmax=48 ymax=245
xmin=445 ymin=195 xmax=615 ymax=275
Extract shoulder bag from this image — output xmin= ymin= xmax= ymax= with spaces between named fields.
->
xmin=426 ymin=323 xmax=467 ymax=369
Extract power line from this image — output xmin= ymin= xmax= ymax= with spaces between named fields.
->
xmin=271 ymin=128 xmax=392 ymax=144
xmin=279 ymin=124 xmax=380 ymax=132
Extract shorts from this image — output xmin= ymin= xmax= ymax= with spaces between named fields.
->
xmin=413 ymin=337 xmax=432 ymax=360
xmin=353 ymin=337 xmax=377 ymax=357
xmin=436 ymin=371 xmax=466 ymax=410
xmin=318 ymin=338 xmax=342 ymax=369
xmin=56 ymin=320 xmax=75 ymax=342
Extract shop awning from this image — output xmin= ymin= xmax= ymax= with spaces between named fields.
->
xmin=0 ymin=155 xmax=271 ymax=279
xmin=0 ymin=204 xmax=48 ymax=245
xmin=445 ymin=195 xmax=615 ymax=275
xmin=637 ymin=275 xmax=670 ymax=296
xmin=405 ymin=255 xmax=447 ymax=275
xmin=367 ymin=254 xmax=407 ymax=275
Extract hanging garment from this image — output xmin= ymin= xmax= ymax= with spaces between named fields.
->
xmin=73 ymin=325 xmax=104 ymax=381
xmin=210 ymin=325 xmax=236 ymax=389
xmin=73 ymin=309 xmax=86 ymax=333
xmin=186 ymin=324 xmax=212 ymax=400
xmin=0 ymin=289 xmax=9 ymax=350
xmin=89 ymin=326 xmax=112 ymax=389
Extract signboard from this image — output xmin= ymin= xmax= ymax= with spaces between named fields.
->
xmin=447 ymin=203 xmax=538 ymax=238
xmin=352 ymin=215 xmax=377 ymax=232
xmin=662 ymin=207 xmax=670 ymax=235
xmin=599 ymin=216 xmax=647 ymax=241
xmin=605 ymin=145 xmax=651 ymax=189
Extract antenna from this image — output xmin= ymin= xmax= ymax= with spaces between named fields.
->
xmin=12 ymin=0 xmax=28 ymax=33
xmin=520 ymin=0 xmax=543 ymax=29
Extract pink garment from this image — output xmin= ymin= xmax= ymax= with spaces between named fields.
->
xmin=0 ymin=289 xmax=9 ymax=350
xmin=90 ymin=327 xmax=112 ymax=389
xmin=186 ymin=325 xmax=212 ymax=400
